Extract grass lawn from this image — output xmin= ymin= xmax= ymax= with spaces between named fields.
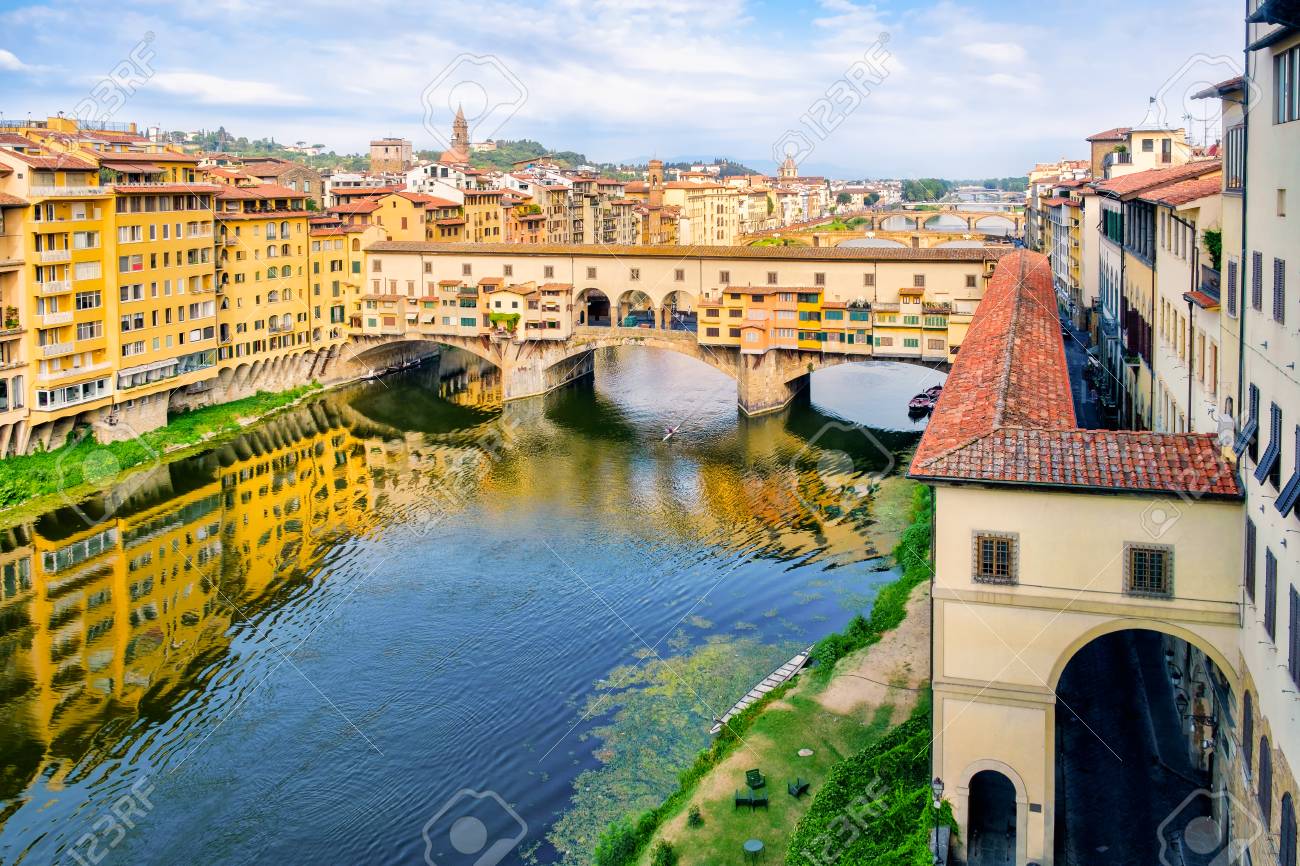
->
xmin=0 ymin=384 xmax=321 ymax=515
xmin=639 ymin=580 xmax=930 ymax=865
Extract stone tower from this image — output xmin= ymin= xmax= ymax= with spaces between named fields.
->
xmin=647 ymin=159 xmax=664 ymax=243
xmin=778 ymin=154 xmax=798 ymax=180
xmin=452 ymin=104 xmax=469 ymax=153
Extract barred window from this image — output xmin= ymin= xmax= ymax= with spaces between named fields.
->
xmin=1226 ymin=257 xmax=1238 ymax=317
xmin=1245 ymin=518 xmax=1257 ymax=600
xmin=1125 ymin=543 xmax=1173 ymax=597
xmin=1252 ymin=250 xmax=1264 ymax=310
xmin=1264 ymin=548 xmax=1278 ymax=641
xmin=1275 ymin=258 xmax=1288 ymax=324
xmin=972 ymin=532 xmax=1017 ymax=584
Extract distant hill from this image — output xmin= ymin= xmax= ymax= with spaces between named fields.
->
xmin=416 ymin=139 xmax=592 ymax=172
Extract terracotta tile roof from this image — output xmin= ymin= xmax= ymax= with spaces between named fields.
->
xmin=365 ymin=241 xmax=1008 ymax=263
xmin=1138 ymin=175 xmax=1223 ymax=206
xmin=1093 ymin=160 xmax=1221 ymax=199
xmin=334 ymin=185 xmax=401 ymax=196
xmin=0 ymin=149 xmax=97 ymax=170
xmin=1184 ymin=289 xmax=1220 ymax=310
xmin=1191 ymin=76 xmax=1245 ymax=99
xmin=309 ymin=227 xmax=346 ymax=236
xmin=329 ymin=200 xmax=380 ymax=213
xmin=1086 ymin=126 xmax=1131 ymax=141
xmin=910 ymin=250 xmax=1240 ymax=498
xmin=0 ymin=191 xmax=28 ymax=207
xmin=216 ymin=183 xmax=304 ymax=200
xmin=114 ymin=183 xmax=224 ymax=194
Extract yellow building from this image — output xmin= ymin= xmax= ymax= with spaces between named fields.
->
xmin=213 ymin=184 xmax=313 ymax=367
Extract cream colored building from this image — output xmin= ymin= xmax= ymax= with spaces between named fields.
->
xmin=915 ymin=249 xmax=1243 ymax=866
xmin=663 ymin=181 xmax=740 ymax=246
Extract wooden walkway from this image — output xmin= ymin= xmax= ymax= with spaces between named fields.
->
xmin=709 ymin=646 xmax=813 ymax=735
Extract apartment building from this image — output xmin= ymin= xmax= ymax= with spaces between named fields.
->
xmin=1226 ymin=7 xmax=1300 ymax=865
xmin=1145 ymin=175 xmax=1223 ymax=434
xmin=213 ymin=184 xmax=314 ymax=366
xmin=1094 ymin=159 xmax=1223 ymax=429
xmin=664 ymin=181 xmax=740 ymax=246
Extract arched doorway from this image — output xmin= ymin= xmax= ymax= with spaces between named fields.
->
xmin=1055 ymin=628 xmax=1236 ymax=864
xmin=968 ymin=770 xmax=1017 ymax=865
xmin=616 ymin=290 xmax=655 ymax=329
xmin=661 ymin=290 xmax=696 ymax=331
xmin=576 ymin=288 xmax=611 ymax=327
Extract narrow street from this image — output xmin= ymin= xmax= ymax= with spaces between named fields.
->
xmin=1055 ymin=631 xmax=1212 ymax=866
xmin=1060 ymin=318 xmax=1104 ymax=430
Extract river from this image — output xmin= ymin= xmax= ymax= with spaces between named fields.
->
xmin=0 ymin=347 xmax=941 ymax=865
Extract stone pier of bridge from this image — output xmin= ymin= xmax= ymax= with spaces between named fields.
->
xmin=344 ymin=327 xmax=835 ymax=416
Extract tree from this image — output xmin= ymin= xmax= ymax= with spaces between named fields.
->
xmin=836 ymin=192 xmax=852 ymax=205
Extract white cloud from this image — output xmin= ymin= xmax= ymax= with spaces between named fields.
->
xmin=960 ymin=41 xmax=1027 ymax=65
xmin=0 ymin=49 xmax=29 ymax=72
xmin=149 ymin=71 xmax=308 ymax=106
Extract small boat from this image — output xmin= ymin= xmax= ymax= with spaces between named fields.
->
xmin=663 ymin=424 xmax=681 ymax=441
xmin=924 ymin=385 xmax=943 ymax=398
xmin=908 ymin=395 xmax=934 ymax=415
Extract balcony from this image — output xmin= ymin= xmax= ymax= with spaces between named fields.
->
xmin=28 ymin=186 xmax=109 ymax=199
xmin=38 ymin=311 xmax=73 ymax=327
xmin=39 ymin=249 xmax=71 ymax=264
xmin=40 ymin=342 xmax=75 ymax=358
xmin=37 ymin=280 xmax=72 ymax=295
xmin=1103 ymin=151 xmax=1132 ymax=169
xmin=38 ymin=361 xmax=111 ymax=383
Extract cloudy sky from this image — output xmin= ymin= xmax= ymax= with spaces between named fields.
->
xmin=0 ymin=0 xmax=1242 ymax=178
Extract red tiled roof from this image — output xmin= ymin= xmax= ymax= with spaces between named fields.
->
xmin=216 ymin=183 xmax=304 ymax=200
xmin=1138 ymin=175 xmax=1223 ymax=206
xmin=329 ymin=200 xmax=380 ymax=213
xmin=0 ymin=191 xmax=27 ymax=207
xmin=1184 ymin=289 xmax=1220 ymax=310
xmin=1093 ymin=160 xmax=1221 ymax=199
xmin=310 ymin=227 xmax=346 ymax=236
xmin=910 ymin=250 xmax=1240 ymax=498
xmin=1191 ymin=76 xmax=1245 ymax=100
xmin=0 ymin=149 xmax=97 ymax=170
xmin=114 ymin=183 xmax=224 ymax=194
xmin=1086 ymin=126 xmax=1131 ymax=142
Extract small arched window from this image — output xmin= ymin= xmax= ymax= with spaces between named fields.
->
xmin=267 ymin=266 xmax=278 ymax=279
xmin=1243 ymin=691 xmax=1254 ymax=775
xmin=1281 ymin=794 xmax=1296 ymax=866
xmin=1259 ymin=736 xmax=1273 ymax=824
xmin=352 ymin=238 xmax=360 ymax=252
xmin=267 ymin=290 xmax=279 ymax=303
xmin=280 ymin=221 xmax=290 ymax=237
xmin=281 ymin=243 xmax=291 ymax=256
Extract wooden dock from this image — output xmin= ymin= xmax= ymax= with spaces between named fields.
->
xmin=710 ymin=646 xmax=813 ymax=735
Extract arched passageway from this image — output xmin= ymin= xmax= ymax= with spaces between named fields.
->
xmin=576 ymin=288 xmax=611 ymax=327
xmin=968 ymin=770 xmax=1017 ymax=865
xmin=1055 ymin=629 xmax=1235 ymax=865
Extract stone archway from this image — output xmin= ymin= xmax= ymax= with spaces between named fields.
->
xmin=966 ymin=768 xmax=1022 ymax=866
xmin=575 ymin=288 xmax=611 ymax=327
xmin=615 ymin=290 xmax=655 ymax=329
xmin=660 ymin=289 xmax=697 ymax=332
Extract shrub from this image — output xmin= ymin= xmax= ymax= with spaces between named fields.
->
xmin=649 ymin=841 xmax=678 ymax=866
xmin=687 ymin=804 xmax=702 ymax=827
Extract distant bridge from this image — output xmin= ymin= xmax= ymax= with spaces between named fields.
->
xmin=742 ymin=206 xmax=1025 ymax=247
xmin=346 ymin=325 xmax=949 ymax=416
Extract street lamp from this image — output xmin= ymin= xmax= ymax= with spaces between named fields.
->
xmin=931 ymin=777 xmax=945 ymax=865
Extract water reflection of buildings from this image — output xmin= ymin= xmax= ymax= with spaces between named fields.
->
xmin=0 ymin=407 xmax=383 ymax=803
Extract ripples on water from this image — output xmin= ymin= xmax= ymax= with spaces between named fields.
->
xmin=0 ymin=348 xmax=939 ymax=865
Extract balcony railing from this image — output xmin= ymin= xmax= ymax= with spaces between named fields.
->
xmin=38 ymin=361 xmax=111 ymax=383
xmin=40 ymin=343 xmax=75 ymax=358
xmin=39 ymin=249 xmax=71 ymax=263
xmin=28 ymin=186 xmax=109 ymax=198
xmin=37 ymin=280 xmax=72 ymax=295
xmin=38 ymin=311 xmax=73 ymax=327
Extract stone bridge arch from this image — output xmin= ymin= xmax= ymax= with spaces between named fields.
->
xmin=346 ymin=331 xmax=949 ymax=416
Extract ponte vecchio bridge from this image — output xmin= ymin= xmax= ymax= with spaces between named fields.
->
xmin=336 ymin=243 xmax=1004 ymax=415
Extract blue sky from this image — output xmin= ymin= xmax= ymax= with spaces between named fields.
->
xmin=0 ymin=0 xmax=1241 ymax=178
